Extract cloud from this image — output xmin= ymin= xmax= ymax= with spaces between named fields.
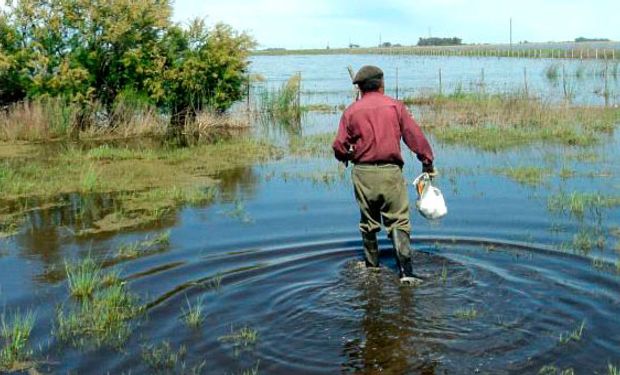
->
xmin=176 ymin=0 xmax=619 ymax=48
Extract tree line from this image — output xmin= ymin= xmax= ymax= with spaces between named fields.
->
xmin=0 ymin=0 xmax=255 ymax=130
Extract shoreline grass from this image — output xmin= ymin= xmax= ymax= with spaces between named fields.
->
xmin=0 ymin=138 xmax=280 ymax=237
xmin=404 ymin=91 xmax=619 ymax=152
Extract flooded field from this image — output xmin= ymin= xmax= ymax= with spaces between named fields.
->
xmin=1 ymin=55 xmax=620 ymax=374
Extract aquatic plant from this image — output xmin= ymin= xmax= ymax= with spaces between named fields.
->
xmin=547 ymin=192 xmax=620 ymax=219
xmin=559 ymin=320 xmax=585 ymax=344
xmin=258 ymin=74 xmax=303 ymax=125
xmin=218 ymin=326 xmax=259 ymax=349
xmin=609 ymin=363 xmax=620 ymax=375
xmin=558 ymin=167 xmax=576 ymax=179
xmin=141 ymin=341 xmax=187 ymax=372
xmin=440 ymin=263 xmax=448 ymax=284
xmin=240 ymin=361 xmax=261 ymax=375
xmin=0 ymin=310 xmax=36 ymax=372
xmin=539 ymin=366 xmax=575 ymax=375
xmin=115 ymin=231 xmax=171 ymax=261
xmin=65 ymin=256 xmax=102 ymax=299
xmin=181 ymin=295 xmax=206 ymax=328
xmin=80 ymin=165 xmax=99 ymax=192
xmin=495 ymin=166 xmax=548 ymax=186
xmin=591 ymin=257 xmax=606 ymax=270
xmin=57 ymin=258 xmax=143 ymax=348
xmin=454 ymin=306 xmax=478 ymax=320
xmin=545 ymin=64 xmax=561 ymax=81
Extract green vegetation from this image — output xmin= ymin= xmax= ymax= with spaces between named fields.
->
xmin=181 ymin=295 xmax=206 ymax=328
xmin=0 ymin=139 xmax=279 ymax=237
xmin=218 ymin=326 xmax=259 ymax=354
xmin=418 ymin=37 xmax=462 ymax=46
xmin=141 ymin=341 xmax=187 ymax=373
xmin=65 ymin=256 xmax=102 ymax=299
xmin=258 ymin=74 xmax=303 ymax=125
xmin=56 ymin=257 xmax=143 ymax=348
xmin=610 ymin=363 xmax=620 ymax=375
xmin=592 ymin=257 xmax=606 ymax=270
xmin=454 ymin=306 xmax=478 ymax=320
xmin=495 ymin=166 xmax=549 ymax=186
xmin=0 ymin=310 xmax=36 ymax=373
xmin=539 ymin=366 xmax=575 ymax=375
xmin=0 ymin=1 xmax=254 ymax=136
xmin=405 ymin=91 xmax=619 ymax=152
xmin=559 ymin=320 xmax=585 ymax=344
xmin=288 ymin=132 xmax=335 ymax=157
xmin=116 ymin=231 xmax=171 ymax=261
xmin=548 ymin=192 xmax=620 ymax=219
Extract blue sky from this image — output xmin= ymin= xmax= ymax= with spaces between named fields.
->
xmin=173 ymin=0 xmax=620 ymax=49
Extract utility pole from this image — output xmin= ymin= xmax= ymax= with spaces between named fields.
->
xmin=379 ymin=33 xmax=382 ymax=47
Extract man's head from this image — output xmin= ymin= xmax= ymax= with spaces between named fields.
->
xmin=353 ymin=65 xmax=384 ymax=93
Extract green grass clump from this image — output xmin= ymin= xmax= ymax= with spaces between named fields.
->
xmin=288 ymin=132 xmax=335 ymax=157
xmin=181 ymin=296 xmax=206 ymax=328
xmin=559 ymin=320 xmax=585 ymax=344
xmin=545 ymin=63 xmax=561 ymax=81
xmin=56 ymin=257 xmax=143 ymax=348
xmin=496 ymin=166 xmax=548 ymax=186
xmin=141 ymin=341 xmax=187 ymax=372
xmin=218 ymin=326 xmax=259 ymax=351
xmin=65 ymin=256 xmax=102 ymax=299
xmin=0 ymin=310 xmax=36 ymax=372
xmin=258 ymin=74 xmax=303 ymax=125
xmin=609 ymin=364 xmax=620 ymax=375
xmin=454 ymin=306 xmax=478 ymax=320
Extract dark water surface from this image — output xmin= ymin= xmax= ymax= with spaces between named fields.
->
xmin=2 ymin=56 xmax=620 ymax=374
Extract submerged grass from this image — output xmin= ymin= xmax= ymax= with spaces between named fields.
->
xmin=115 ymin=231 xmax=171 ymax=261
xmin=181 ymin=295 xmax=206 ymax=328
xmin=218 ymin=326 xmax=259 ymax=349
xmin=453 ymin=306 xmax=479 ymax=320
xmin=558 ymin=320 xmax=585 ymax=344
xmin=141 ymin=341 xmax=187 ymax=373
xmin=56 ymin=257 xmax=143 ymax=348
xmin=548 ymin=191 xmax=620 ymax=219
xmin=0 ymin=310 xmax=36 ymax=373
xmin=495 ymin=166 xmax=549 ymax=186
xmin=1 ymin=138 xmax=279 ymax=236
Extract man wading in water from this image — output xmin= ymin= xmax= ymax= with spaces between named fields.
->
xmin=332 ymin=65 xmax=435 ymax=285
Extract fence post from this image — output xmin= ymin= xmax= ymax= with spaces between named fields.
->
xmin=438 ymin=68 xmax=443 ymax=96
xmin=395 ymin=67 xmax=399 ymax=100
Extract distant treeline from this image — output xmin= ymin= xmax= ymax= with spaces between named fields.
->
xmin=575 ymin=37 xmax=610 ymax=43
xmin=418 ymin=37 xmax=462 ymax=46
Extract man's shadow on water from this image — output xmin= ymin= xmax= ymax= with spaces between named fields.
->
xmin=340 ymin=265 xmax=440 ymax=374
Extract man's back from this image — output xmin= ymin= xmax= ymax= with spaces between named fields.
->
xmin=333 ymin=92 xmax=433 ymax=167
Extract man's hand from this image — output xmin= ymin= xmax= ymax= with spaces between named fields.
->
xmin=422 ymin=163 xmax=437 ymax=178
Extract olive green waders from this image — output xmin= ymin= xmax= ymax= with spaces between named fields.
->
xmin=352 ymin=164 xmax=417 ymax=280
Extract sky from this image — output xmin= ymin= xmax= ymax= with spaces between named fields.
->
xmin=172 ymin=0 xmax=620 ymax=49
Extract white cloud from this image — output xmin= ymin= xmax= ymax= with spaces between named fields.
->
xmin=176 ymin=0 xmax=619 ymax=48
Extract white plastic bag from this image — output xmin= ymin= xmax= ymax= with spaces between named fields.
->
xmin=412 ymin=173 xmax=448 ymax=220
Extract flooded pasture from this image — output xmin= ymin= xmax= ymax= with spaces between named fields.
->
xmin=1 ymin=55 xmax=620 ymax=374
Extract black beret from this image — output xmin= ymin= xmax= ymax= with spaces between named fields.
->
xmin=353 ymin=65 xmax=384 ymax=84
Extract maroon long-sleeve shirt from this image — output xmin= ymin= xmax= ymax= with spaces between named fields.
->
xmin=332 ymin=92 xmax=434 ymax=167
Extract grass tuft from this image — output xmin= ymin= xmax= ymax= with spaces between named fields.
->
xmin=218 ymin=326 xmax=259 ymax=354
xmin=141 ymin=341 xmax=187 ymax=372
xmin=559 ymin=320 xmax=585 ymax=344
xmin=0 ymin=310 xmax=36 ymax=372
xmin=65 ymin=256 xmax=101 ymax=299
xmin=181 ymin=295 xmax=206 ymax=328
xmin=496 ymin=166 xmax=548 ymax=186
xmin=454 ymin=306 xmax=478 ymax=320
xmin=56 ymin=257 xmax=143 ymax=348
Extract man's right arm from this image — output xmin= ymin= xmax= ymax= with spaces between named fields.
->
xmin=332 ymin=113 xmax=351 ymax=162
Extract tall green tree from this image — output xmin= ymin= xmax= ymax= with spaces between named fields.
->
xmin=0 ymin=0 xmax=254 ymax=128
